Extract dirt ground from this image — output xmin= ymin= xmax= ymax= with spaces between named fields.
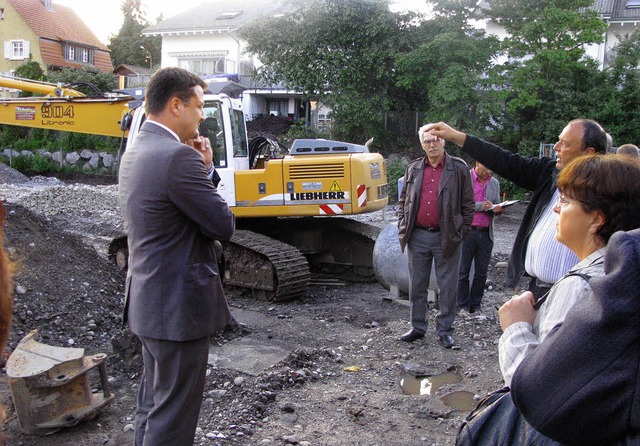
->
xmin=0 ymin=173 xmax=528 ymax=446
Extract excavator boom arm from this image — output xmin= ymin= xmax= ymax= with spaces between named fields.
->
xmin=0 ymin=76 xmax=135 ymax=138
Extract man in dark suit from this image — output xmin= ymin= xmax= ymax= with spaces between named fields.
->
xmin=118 ymin=67 xmax=235 ymax=446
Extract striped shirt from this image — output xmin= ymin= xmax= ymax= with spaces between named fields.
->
xmin=524 ymin=189 xmax=579 ymax=284
xmin=499 ymin=248 xmax=606 ymax=386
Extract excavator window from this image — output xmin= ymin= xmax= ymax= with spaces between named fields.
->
xmin=230 ymin=109 xmax=248 ymax=158
xmin=200 ymin=101 xmax=227 ymax=168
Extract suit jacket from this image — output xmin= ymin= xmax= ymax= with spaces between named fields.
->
xmin=511 ymin=229 xmax=640 ymax=445
xmin=461 ymin=135 xmax=558 ymax=287
xmin=119 ymin=121 xmax=235 ymax=341
xmin=397 ymin=153 xmax=474 ymax=258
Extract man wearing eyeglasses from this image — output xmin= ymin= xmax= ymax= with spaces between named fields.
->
xmin=397 ymin=125 xmax=474 ymax=349
xmin=423 ymin=119 xmax=608 ymax=299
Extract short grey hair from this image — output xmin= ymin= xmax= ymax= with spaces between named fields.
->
xmin=418 ymin=124 xmax=432 ymax=143
xmin=617 ymin=144 xmax=640 ymax=158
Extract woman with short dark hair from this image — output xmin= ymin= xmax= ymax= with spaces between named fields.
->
xmin=498 ymin=154 xmax=640 ymax=385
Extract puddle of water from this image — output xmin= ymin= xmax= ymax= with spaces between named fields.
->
xmin=441 ymin=390 xmax=477 ymax=411
xmin=400 ymin=371 xmax=462 ymax=396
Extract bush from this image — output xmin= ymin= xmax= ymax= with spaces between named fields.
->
xmin=281 ymin=122 xmax=331 ymax=147
xmin=497 ymin=176 xmax=528 ymax=201
xmin=51 ymin=132 xmax=119 ymax=153
xmin=30 ymin=154 xmax=53 ymax=173
xmin=0 ymin=125 xmax=29 ymax=147
xmin=386 ymin=157 xmax=408 ymax=204
xmin=8 ymin=155 xmax=33 ymax=172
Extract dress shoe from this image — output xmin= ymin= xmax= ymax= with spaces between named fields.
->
xmin=438 ymin=334 xmax=455 ymax=349
xmin=399 ymin=329 xmax=425 ymax=342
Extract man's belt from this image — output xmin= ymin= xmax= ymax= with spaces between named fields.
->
xmin=418 ymin=226 xmax=440 ymax=232
xmin=471 ymin=225 xmax=490 ymax=232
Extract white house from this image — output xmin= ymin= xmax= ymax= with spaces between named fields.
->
xmin=142 ymin=0 xmax=329 ymax=126
xmin=589 ymin=0 xmax=640 ymax=68
xmin=478 ymin=0 xmax=640 ymax=69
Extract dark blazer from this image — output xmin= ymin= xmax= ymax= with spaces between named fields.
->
xmin=461 ymin=135 xmax=558 ymax=287
xmin=511 ymin=229 xmax=640 ymax=445
xmin=397 ymin=153 xmax=474 ymax=258
xmin=119 ymin=121 xmax=235 ymax=342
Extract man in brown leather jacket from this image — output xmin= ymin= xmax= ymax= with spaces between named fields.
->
xmin=397 ymin=126 xmax=474 ymax=348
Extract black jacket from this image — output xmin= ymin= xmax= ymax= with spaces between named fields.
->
xmin=511 ymin=229 xmax=640 ymax=445
xmin=461 ymin=135 xmax=558 ymax=287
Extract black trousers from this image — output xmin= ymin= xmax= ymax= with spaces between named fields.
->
xmin=458 ymin=228 xmax=493 ymax=311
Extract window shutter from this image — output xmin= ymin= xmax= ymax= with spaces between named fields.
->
xmin=3 ymin=41 xmax=9 ymax=59
xmin=23 ymin=40 xmax=30 ymax=59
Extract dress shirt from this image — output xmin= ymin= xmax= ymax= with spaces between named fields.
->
xmin=524 ymin=189 xmax=579 ymax=284
xmin=146 ymin=120 xmax=217 ymax=182
xmin=471 ymin=169 xmax=491 ymax=228
xmin=499 ymin=248 xmax=606 ymax=386
xmin=415 ymin=156 xmax=444 ymax=228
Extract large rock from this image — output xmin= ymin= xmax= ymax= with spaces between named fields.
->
xmin=3 ymin=149 xmax=19 ymax=158
xmin=65 ymin=151 xmax=80 ymax=165
xmin=88 ymin=154 xmax=100 ymax=169
xmin=100 ymin=152 xmax=115 ymax=168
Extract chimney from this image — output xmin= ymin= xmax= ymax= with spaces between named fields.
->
xmin=41 ymin=0 xmax=53 ymax=10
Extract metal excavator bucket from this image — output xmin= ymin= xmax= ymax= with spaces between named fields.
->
xmin=6 ymin=330 xmax=113 ymax=436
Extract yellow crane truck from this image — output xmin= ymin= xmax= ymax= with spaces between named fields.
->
xmin=0 ymin=75 xmax=389 ymax=301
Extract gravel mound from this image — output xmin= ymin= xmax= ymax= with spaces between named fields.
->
xmin=0 ymin=162 xmax=30 ymax=184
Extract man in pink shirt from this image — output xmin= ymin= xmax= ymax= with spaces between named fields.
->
xmin=457 ymin=162 xmax=503 ymax=315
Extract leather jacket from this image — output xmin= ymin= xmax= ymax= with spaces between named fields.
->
xmin=397 ymin=153 xmax=474 ymax=258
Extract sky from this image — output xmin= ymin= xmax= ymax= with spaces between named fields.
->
xmin=53 ymin=0 xmax=431 ymax=45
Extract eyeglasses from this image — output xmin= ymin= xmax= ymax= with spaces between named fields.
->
xmin=557 ymin=195 xmax=573 ymax=207
xmin=422 ymin=138 xmax=441 ymax=146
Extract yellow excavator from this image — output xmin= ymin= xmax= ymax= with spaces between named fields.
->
xmin=0 ymin=75 xmax=389 ymax=301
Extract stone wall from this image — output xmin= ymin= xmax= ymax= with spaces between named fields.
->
xmin=2 ymin=148 xmax=117 ymax=173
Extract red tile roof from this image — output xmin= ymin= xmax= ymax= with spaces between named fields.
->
xmin=8 ymin=0 xmax=113 ymax=72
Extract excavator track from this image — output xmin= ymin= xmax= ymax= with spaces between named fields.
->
xmin=237 ymin=217 xmax=383 ymax=284
xmin=222 ymin=230 xmax=311 ymax=302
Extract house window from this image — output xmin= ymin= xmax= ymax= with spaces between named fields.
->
xmin=239 ymin=60 xmax=255 ymax=76
xmin=267 ymin=99 xmax=289 ymax=117
xmin=3 ymin=40 xmax=29 ymax=60
xmin=12 ymin=41 xmax=24 ymax=58
xmin=626 ymin=0 xmax=640 ymax=7
xmin=64 ymin=44 xmax=94 ymax=64
xmin=178 ymin=58 xmax=236 ymax=76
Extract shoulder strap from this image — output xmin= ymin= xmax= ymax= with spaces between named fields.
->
xmin=533 ymin=272 xmax=592 ymax=310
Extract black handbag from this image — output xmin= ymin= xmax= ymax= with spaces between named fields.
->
xmin=456 ymin=387 xmax=562 ymax=446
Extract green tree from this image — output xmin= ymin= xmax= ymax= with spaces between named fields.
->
xmin=597 ymin=28 xmax=640 ymax=146
xmin=485 ymin=0 xmax=608 ymax=155
xmin=240 ymin=0 xmax=421 ymax=143
xmin=395 ymin=0 xmax=500 ymax=136
xmin=13 ymin=61 xmax=47 ymax=97
xmin=108 ymin=0 xmax=161 ymax=69
xmin=48 ymin=68 xmax=117 ymax=95
xmin=14 ymin=61 xmax=46 ymax=81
